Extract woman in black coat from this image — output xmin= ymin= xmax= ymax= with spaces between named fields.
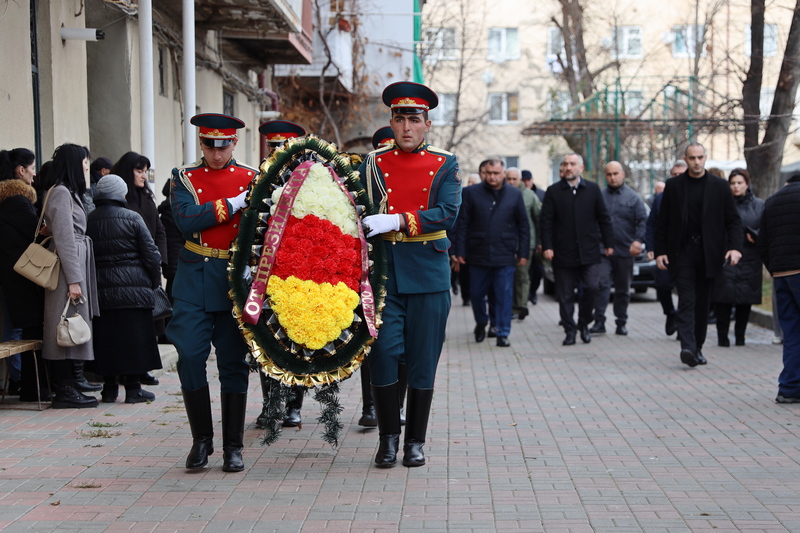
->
xmin=112 ymin=152 xmax=167 ymax=380
xmin=86 ymin=175 xmax=163 ymax=403
xmin=714 ymin=168 xmax=765 ymax=346
xmin=0 ymin=148 xmax=48 ymax=401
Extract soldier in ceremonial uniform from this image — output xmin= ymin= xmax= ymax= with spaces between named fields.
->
xmin=168 ymin=113 xmax=256 ymax=472
xmin=252 ymin=120 xmax=308 ymax=431
xmin=359 ymin=82 xmax=462 ymax=468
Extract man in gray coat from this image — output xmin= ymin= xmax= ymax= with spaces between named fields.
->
xmin=589 ymin=161 xmax=647 ymax=336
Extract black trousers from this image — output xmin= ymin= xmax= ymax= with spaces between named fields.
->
xmin=654 ymin=268 xmax=676 ymax=317
xmin=554 ymin=263 xmax=600 ymax=334
xmin=673 ymin=243 xmax=715 ymax=353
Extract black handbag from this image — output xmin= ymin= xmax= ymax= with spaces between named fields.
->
xmin=153 ymin=286 xmax=173 ymax=320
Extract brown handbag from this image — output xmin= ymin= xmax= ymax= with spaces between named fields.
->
xmin=13 ymin=188 xmax=61 ymax=291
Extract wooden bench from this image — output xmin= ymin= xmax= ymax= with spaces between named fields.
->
xmin=0 ymin=340 xmax=49 ymax=410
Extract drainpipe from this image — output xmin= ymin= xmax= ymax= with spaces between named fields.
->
xmin=258 ymin=72 xmax=280 ymax=160
xmin=183 ymin=0 xmax=196 ymax=165
xmin=139 ymin=0 xmax=155 ymax=169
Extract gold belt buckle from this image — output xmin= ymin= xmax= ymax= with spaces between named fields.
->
xmin=210 ymin=248 xmax=220 ymax=258
xmin=394 ymin=232 xmax=404 ymax=242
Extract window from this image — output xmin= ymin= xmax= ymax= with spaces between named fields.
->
xmin=487 ymin=27 xmax=520 ymax=62
xmin=422 ymin=27 xmax=457 ymax=62
xmin=547 ymin=27 xmax=566 ymax=59
xmin=429 ymin=93 xmax=457 ymax=125
xmin=672 ymin=25 xmax=705 ymax=58
xmin=488 ymin=92 xmax=519 ymax=122
xmin=547 ymin=90 xmax=572 ymax=118
xmin=328 ymin=0 xmax=345 ymax=26
xmin=158 ymin=46 xmax=166 ymax=97
xmin=223 ymin=91 xmax=235 ymax=117
xmin=502 ymin=156 xmax=519 ymax=169
xmin=745 ymin=23 xmax=778 ymax=57
xmin=612 ymin=26 xmax=642 ymax=59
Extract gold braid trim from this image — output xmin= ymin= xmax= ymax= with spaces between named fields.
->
xmin=405 ymin=212 xmax=421 ymax=236
xmin=214 ymin=199 xmax=229 ymax=223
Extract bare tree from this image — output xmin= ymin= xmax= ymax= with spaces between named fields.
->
xmin=743 ymin=0 xmax=800 ymax=197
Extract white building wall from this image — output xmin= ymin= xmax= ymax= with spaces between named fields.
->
xmin=0 ymin=3 xmax=36 ymax=151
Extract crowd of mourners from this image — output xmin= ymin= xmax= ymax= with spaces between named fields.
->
xmin=0 ymin=145 xmax=178 ymax=408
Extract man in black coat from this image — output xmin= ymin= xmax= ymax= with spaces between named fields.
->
xmin=758 ymin=174 xmax=800 ymax=403
xmin=456 ymin=158 xmax=529 ymax=348
xmin=540 ymin=153 xmax=614 ymax=346
xmin=654 ymin=143 xmax=742 ymax=368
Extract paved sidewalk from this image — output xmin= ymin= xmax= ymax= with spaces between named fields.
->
xmin=0 ymin=291 xmax=798 ymax=532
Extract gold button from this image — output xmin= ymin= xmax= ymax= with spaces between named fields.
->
xmin=389 ymin=206 xmax=394 ymax=211
xmin=205 ymin=168 xmax=209 ymax=172
xmin=429 ymin=171 xmax=434 ymax=176
xmin=204 ymin=257 xmax=209 ymax=262
xmin=377 ymin=158 xmax=382 ymax=162
xmin=421 ymin=151 xmax=426 ymax=156
xmin=438 ymin=157 xmax=443 ymax=162
xmin=384 ymin=173 xmax=389 ymax=178
xmin=423 ymin=241 xmax=428 ymax=245
xmin=230 ymin=168 xmax=235 ymax=172
xmin=203 ymin=242 xmax=208 ymax=246
xmin=394 ymin=151 xmax=399 ymax=155
xmin=248 ymin=172 xmax=252 ymax=176
xmin=419 ymin=205 xmax=424 ymax=209
xmin=422 ymin=188 xmax=428 ymax=192
xmin=233 ymin=224 xmax=238 ymax=228
xmin=198 ymin=188 xmax=203 ymax=193
xmin=239 ymin=186 xmax=244 ymax=191
xmin=387 ymin=188 xmax=392 ymax=193
xmin=187 ymin=172 xmax=192 ymax=177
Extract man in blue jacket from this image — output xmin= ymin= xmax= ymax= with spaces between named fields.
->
xmin=359 ymin=81 xmax=461 ymax=469
xmin=456 ymin=158 xmax=530 ymax=347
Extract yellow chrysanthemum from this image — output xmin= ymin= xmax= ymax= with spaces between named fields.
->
xmin=267 ymin=275 xmax=360 ymax=350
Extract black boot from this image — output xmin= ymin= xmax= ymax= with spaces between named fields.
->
xmin=221 ymin=392 xmax=247 ymax=472
xmin=282 ymin=386 xmax=304 ymax=427
xmin=52 ymin=360 xmax=97 ymax=409
xmin=254 ymin=372 xmax=273 ymax=429
xmin=124 ymin=376 xmax=155 ymax=404
xmin=358 ymin=358 xmax=377 ymax=427
xmin=372 ymin=382 xmax=401 ymax=468
xmin=183 ymin=385 xmax=214 ymax=469
xmin=403 ymin=388 xmax=434 ymax=467
xmin=101 ymin=376 xmax=119 ymax=403
xmin=72 ymin=361 xmax=102 ymax=392
xmin=398 ymin=363 xmax=408 ymax=426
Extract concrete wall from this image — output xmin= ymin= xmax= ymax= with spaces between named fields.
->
xmin=0 ymin=2 xmax=36 ymax=151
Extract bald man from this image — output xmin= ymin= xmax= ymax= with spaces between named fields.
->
xmin=588 ymin=161 xmax=647 ymax=336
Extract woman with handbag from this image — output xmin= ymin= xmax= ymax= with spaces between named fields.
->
xmin=39 ymin=143 xmax=100 ymax=409
xmin=0 ymin=148 xmax=50 ymax=402
xmin=86 ymin=175 xmax=163 ymax=403
xmin=112 ymin=152 xmax=167 ymax=385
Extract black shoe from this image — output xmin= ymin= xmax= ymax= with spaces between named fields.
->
xmin=52 ymin=386 xmax=98 ymax=409
xmin=72 ymin=361 xmax=102 ymax=392
xmin=696 ymin=351 xmax=707 ymax=365
xmin=665 ymin=314 xmax=677 ymax=336
xmin=254 ymin=406 xmax=269 ymax=429
xmin=518 ymin=308 xmax=529 ymax=320
xmin=496 ymin=336 xmax=510 ymax=347
xmin=563 ymin=331 xmax=577 ymax=346
xmin=579 ymin=326 xmax=591 ymax=343
xmin=221 ymin=392 xmax=247 ymax=472
xmin=718 ymin=336 xmax=730 ymax=347
xmin=358 ymin=405 xmax=378 ymax=427
xmin=615 ymin=324 xmax=628 ymax=336
xmin=531 ymin=293 xmax=538 ymax=305
xmin=487 ymin=327 xmax=498 ymax=338
xmin=283 ymin=406 xmax=302 ymax=427
xmin=589 ymin=322 xmax=606 ymax=334
xmin=183 ymin=385 xmax=214 ymax=469
xmin=474 ymin=324 xmax=486 ymax=343
xmin=125 ymin=389 xmax=155 ymax=404
xmin=776 ymin=394 xmax=800 ymax=404
xmin=101 ymin=383 xmax=119 ymax=403
xmin=463 ymin=299 xmax=470 ymax=306
xmin=140 ymin=372 xmax=159 ymax=386
xmin=403 ymin=440 xmax=426 ymax=467
xmin=680 ymin=349 xmax=699 ymax=368
xmin=735 ymin=337 xmax=745 ymax=346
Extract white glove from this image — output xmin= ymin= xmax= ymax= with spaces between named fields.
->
xmin=363 ymin=213 xmax=400 ymax=238
xmin=227 ymin=190 xmax=248 ymax=214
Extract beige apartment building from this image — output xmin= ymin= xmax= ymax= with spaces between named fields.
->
xmin=421 ymin=0 xmax=800 ymax=192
